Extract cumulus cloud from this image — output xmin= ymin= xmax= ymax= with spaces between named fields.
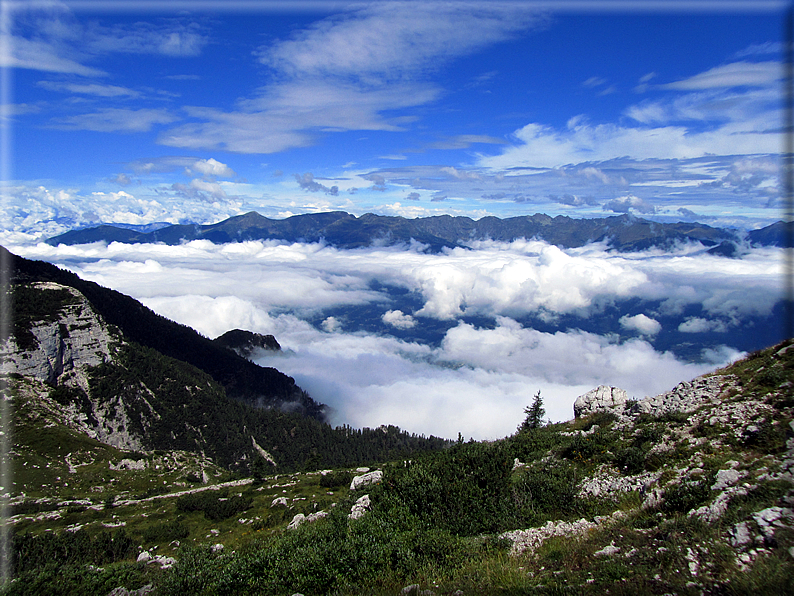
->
xmin=479 ymin=58 xmax=781 ymax=173
xmin=9 ymin=238 xmax=774 ymax=438
xmin=603 ymin=195 xmax=656 ymax=215
xmin=169 ymin=179 xmax=228 ymax=202
xmin=382 ymin=309 xmax=416 ymax=329
xmin=188 ymin=158 xmax=235 ymax=179
xmin=678 ymin=317 xmax=729 ymax=333
xmin=111 ymin=173 xmax=132 ymax=186
xmin=619 ymin=314 xmax=662 ymax=336
xmin=322 ymin=317 xmax=343 ymax=333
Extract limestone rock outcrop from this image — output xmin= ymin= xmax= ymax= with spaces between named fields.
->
xmin=573 ymin=385 xmax=628 ymax=418
xmin=2 ymin=282 xmax=118 ymax=390
xmin=350 ymin=470 xmax=383 ymax=491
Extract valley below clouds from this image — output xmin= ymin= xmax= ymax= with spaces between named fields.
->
xmin=9 ymin=237 xmax=782 ymax=440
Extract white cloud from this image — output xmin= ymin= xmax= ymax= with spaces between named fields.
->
xmin=661 ymin=61 xmax=780 ymax=91
xmin=2 ymin=3 xmax=208 ymax=77
xmin=603 ymin=195 xmax=656 ymax=214
xmin=479 ymin=59 xmax=781 ymax=173
xmin=7 ymin=238 xmax=764 ymax=439
xmin=479 ymin=118 xmax=780 ymax=171
xmin=322 ymin=317 xmax=343 ymax=333
xmin=36 ymin=81 xmax=139 ymax=97
xmin=160 ymin=81 xmax=440 ymax=153
xmin=619 ymin=313 xmax=662 ymax=336
xmin=158 ymin=3 xmax=541 ymax=154
xmin=257 ymin=2 xmax=540 ymax=80
xmin=51 ymin=108 xmax=178 ymax=133
xmin=678 ymin=317 xmax=729 ymax=333
xmin=188 ymin=158 xmax=236 ymax=179
xmin=382 ymin=309 xmax=416 ymax=329
xmin=0 ymin=34 xmax=105 ymax=76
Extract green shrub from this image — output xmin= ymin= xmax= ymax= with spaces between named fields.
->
xmin=11 ymin=528 xmax=135 ymax=575
xmin=319 ymin=470 xmax=353 ymax=488
xmin=175 ymin=490 xmax=252 ymax=521
xmin=615 ymin=446 xmax=646 ymax=475
xmin=661 ymin=480 xmax=711 ymax=514
xmin=142 ymin=519 xmax=190 ymax=543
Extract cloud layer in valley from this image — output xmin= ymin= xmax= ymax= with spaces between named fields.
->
xmin=8 ymin=237 xmax=777 ymax=439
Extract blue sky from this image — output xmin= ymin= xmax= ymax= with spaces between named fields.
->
xmin=2 ymin=1 xmax=790 ymax=439
xmin=1 ymin=0 xmax=788 ymax=240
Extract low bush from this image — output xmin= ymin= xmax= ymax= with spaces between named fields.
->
xmin=175 ymin=490 xmax=252 ymax=521
xmin=141 ymin=519 xmax=190 ymax=543
xmin=319 ymin=470 xmax=353 ymax=488
xmin=11 ymin=528 xmax=135 ymax=575
xmin=661 ymin=480 xmax=711 ymax=514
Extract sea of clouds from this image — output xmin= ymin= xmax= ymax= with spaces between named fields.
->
xmin=7 ymin=238 xmax=782 ymax=440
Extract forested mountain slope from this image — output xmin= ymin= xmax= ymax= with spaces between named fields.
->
xmin=46 ymin=211 xmax=755 ymax=253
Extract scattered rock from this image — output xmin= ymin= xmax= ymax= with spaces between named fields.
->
xmin=109 ymin=459 xmax=147 ymax=471
xmin=287 ymin=511 xmax=329 ymax=530
xmin=107 ymin=585 xmax=153 ymax=596
xmin=573 ymin=386 xmax=628 ymax=418
xmin=711 ymin=468 xmax=745 ymax=491
xmin=594 ymin=542 xmax=620 ymax=557
xmin=730 ymin=521 xmax=753 ymax=547
xmin=271 ymin=496 xmax=288 ymax=507
xmin=350 ymin=470 xmax=383 ymax=491
xmin=349 ymin=494 xmax=371 ymax=520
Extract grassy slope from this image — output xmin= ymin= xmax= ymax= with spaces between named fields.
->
xmin=4 ymin=339 xmax=794 ymax=595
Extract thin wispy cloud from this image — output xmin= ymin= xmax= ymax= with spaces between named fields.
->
xmin=50 ymin=108 xmax=178 ymax=133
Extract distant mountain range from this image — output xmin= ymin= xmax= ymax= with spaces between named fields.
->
xmin=46 ymin=211 xmax=793 ymax=253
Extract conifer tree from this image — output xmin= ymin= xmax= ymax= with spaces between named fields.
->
xmin=520 ymin=390 xmax=545 ymax=431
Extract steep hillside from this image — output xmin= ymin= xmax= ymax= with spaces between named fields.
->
xmin=3 ymin=246 xmax=324 ymax=419
xmin=1 ymin=277 xmax=449 ymax=475
xmin=3 ymin=339 xmax=792 ymax=595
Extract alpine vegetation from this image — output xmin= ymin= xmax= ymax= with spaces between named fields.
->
xmin=2 ymin=250 xmax=792 ymax=594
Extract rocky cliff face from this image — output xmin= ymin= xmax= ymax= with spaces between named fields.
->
xmin=2 ymin=282 xmax=119 ymax=389
xmin=2 ymin=282 xmax=153 ymax=450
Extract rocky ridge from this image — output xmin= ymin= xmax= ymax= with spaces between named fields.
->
xmin=502 ymin=341 xmax=794 ymax=580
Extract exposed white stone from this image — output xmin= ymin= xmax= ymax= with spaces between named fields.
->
xmin=287 ymin=510 xmax=329 ymax=530
xmin=578 ymin=464 xmax=660 ymax=500
xmin=635 ymin=375 xmax=736 ymax=417
xmin=251 ymin=436 xmax=277 ymax=467
xmin=350 ymin=470 xmax=383 ymax=491
xmin=573 ymin=386 xmax=628 ymax=418
xmin=109 ymin=459 xmax=147 ymax=471
xmin=730 ymin=521 xmax=753 ymax=547
xmin=711 ymin=469 xmax=745 ymax=491
xmin=594 ymin=542 xmax=620 ymax=557
xmin=1 ymin=283 xmax=116 ymax=389
xmin=349 ymin=494 xmax=371 ymax=520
